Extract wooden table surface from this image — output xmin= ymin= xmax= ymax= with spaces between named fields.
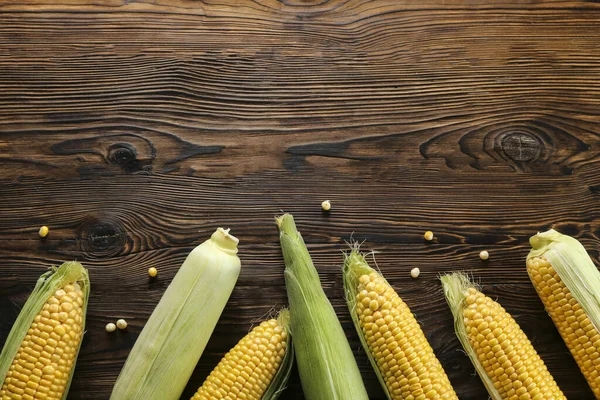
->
xmin=1 ymin=0 xmax=599 ymax=399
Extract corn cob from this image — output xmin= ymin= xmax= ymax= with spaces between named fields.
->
xmin=111 ymin=228 xmax=241 ymax=400
xmin=441 ymin=272 xmax=565 ymax=400
xmin=276 ymin=214 xmax=369 ymax=400
xmin=0 ymin=261 xmax=90 ymax=400
xmin=343 ymin=248 xmax=457 ymax=400
xmin=528 ymin=229 xmax=600 ymax=398
xmin=191 ymin=310 xmax=293 ymax=400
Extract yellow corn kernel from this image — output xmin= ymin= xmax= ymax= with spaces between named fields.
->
xmin=442 ymin=272 xmax=565 ymax=400
xmin=355 ymin=272 xmax=456 ymax=399
xmin=38 ymin=226 xmax=49 ymax=238
xmin=191 ymin=317 xmax=288 ymax=400
xmin=528 ymin=255 xmax=600 ymax=398
xmin=1 ymin=281 xmax=85 ymax=400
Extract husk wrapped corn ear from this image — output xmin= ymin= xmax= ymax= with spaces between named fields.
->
xmin=276 ymin=214 xmax=368 ymax=400
xmin=111 ymin=228 xmax=241 ymax=400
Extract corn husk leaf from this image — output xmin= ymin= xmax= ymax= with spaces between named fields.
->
xmin=440 ymin=272 xmax=502 ymax=400
xmin=276 ymin=214 xmax=369 ymax=400
xmin=0 ymin=261 xmax=90 ymax=400
xmin=528 ymin=229 xmax=600 ymax=333
xmin=262 ymin=309 xmax=294 ymax=400
xmin=342 ymin=246 xmax=393 ymax=400
xmin=110 ymin=228 xmax=241 ymax=400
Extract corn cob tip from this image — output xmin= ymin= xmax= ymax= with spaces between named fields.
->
xmin=211 ymin=227 xmax=239 ymax=253
xmin=529 ymin=229 xmax=560 ymax=253
xmin=275 ymin=214 xmax=297 ymax=234
xmin=276 ymin=308 xmax=290 ymax=329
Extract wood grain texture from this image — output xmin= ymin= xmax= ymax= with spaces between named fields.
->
xmin=1 ymin=0 xmax=599 ymax=398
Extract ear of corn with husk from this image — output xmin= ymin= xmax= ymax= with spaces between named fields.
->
xmin=0 ymin=261 xmax=90 ymax=400
xmin=528 ymin=229 xmax=600 ymax=397
xmin=343 ymin=247 xmax=457 ymax=400
xmin=191 ymin=309 xmax=293 ymax=400
xmin=276 ymin=214 xmax=369 ymax=400
xmin=441 ymin=272 xmax=565 ymax=400
xmin=110 ymin=228 xmax=241 ymax=400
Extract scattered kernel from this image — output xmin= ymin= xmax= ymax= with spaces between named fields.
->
xmin=148 ymin=267 xmax=158 ymax=278
xmin=321 ymin=200 xmax=331 ymax=211
xmin=116 ymin=319 xmax=128 ymax=330
xmin=479 ymin=250 xmax=490 ymax=261
xmin=39 ymin=226 xmax=49 ymax=238
xmin=424 ymin=231 xmax=434 ymax=241
xmin=105 ymin=323 xmax=116 ymax=333
xmin=410 ymin=267 xmax=420 ymax=278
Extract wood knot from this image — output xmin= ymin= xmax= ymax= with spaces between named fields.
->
xmin=499 ymin=132 xmax=543 ymax=162
xmin=108 ymin=143 xmax=150 ymax=173
xmin=80 ymin=217 xmax=126 ymax=257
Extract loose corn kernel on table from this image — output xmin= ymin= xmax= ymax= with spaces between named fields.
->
xmin=0 ymin=0 xmax=599 ymax=399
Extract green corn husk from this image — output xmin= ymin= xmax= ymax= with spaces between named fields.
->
xmin=262 ymin=309 xmax=294 ymax=400
xmin=528 ymin=229 xmax=600 ymax=332
xmin=0 ymin=261 xmax=90 ymax=400
xmin=276 ymin=214 xmax=369 ymax=400
xmin=111 ymin=228 xmax=241 ymax=400
xmin=440 ymin=272 xmax=502 ymax=400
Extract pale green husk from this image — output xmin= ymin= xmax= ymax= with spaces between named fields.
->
xmin=110 ymin=228 xmax=241 ymax=400
xmin=0 ymin=261 xmax=90 ymax=400
xmin=528 ymin=229 xmax=600 ymax=333
xmin=342 ymin=246 xmax=392 ymax=400
xmin=440 ymin=272 xmax=502 ymax=400
xmin=276 ymin=214 xmax=369 ymax=400
xmin=262 ymin=309 xmax=294 ymax=400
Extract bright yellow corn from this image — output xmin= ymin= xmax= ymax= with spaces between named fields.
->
xmin=191 ymin=310 xmax=292 ymax=400
xmin=528 ymin=229 xmax=600 ymax=398
xmin=0 ymin=262 xmax=90 ymax=400
xmin=344 ymin=248 xmax=457 ymax=400
xmin=441 ymin=272 xmax=565 ymax=400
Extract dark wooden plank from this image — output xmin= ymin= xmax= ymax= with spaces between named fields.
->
xmin=1 ymin=0 xmax=600 ymax=399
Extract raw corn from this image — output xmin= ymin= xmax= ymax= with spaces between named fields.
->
xmin=276 ymin=214 xmax=369 ymax=400
xmin=191 ymin=310 xmax=293 ymax=400
xmin=441 ymin=272 xmax=565 ymax=400
xmin=528 ymin=229 xmax=600 ymax=398
xmin=0 ymin=261 xmax=90 ymax=400
xmin=343 ymin=248 xmax=457 ymax=400
xmin=111 ymin=228 xmax=241 ymax=400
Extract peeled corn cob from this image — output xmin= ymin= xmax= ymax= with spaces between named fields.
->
xmin=441 ymin=272 xmax=565 ymax=400
xmin=191 ymin=310 xmax=293 ymax=400
xmin=111 ymin=228 xmax=241 ymax=400
xmin=0 ymin=261 xmax=90 ymax=400
xmin=276 ymin=214 xmax=369 ymax=400
xmin=343 ymin=248 xmax=458 ymax=400
xmin=528 ymin=229 xmax=600 ymax=398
